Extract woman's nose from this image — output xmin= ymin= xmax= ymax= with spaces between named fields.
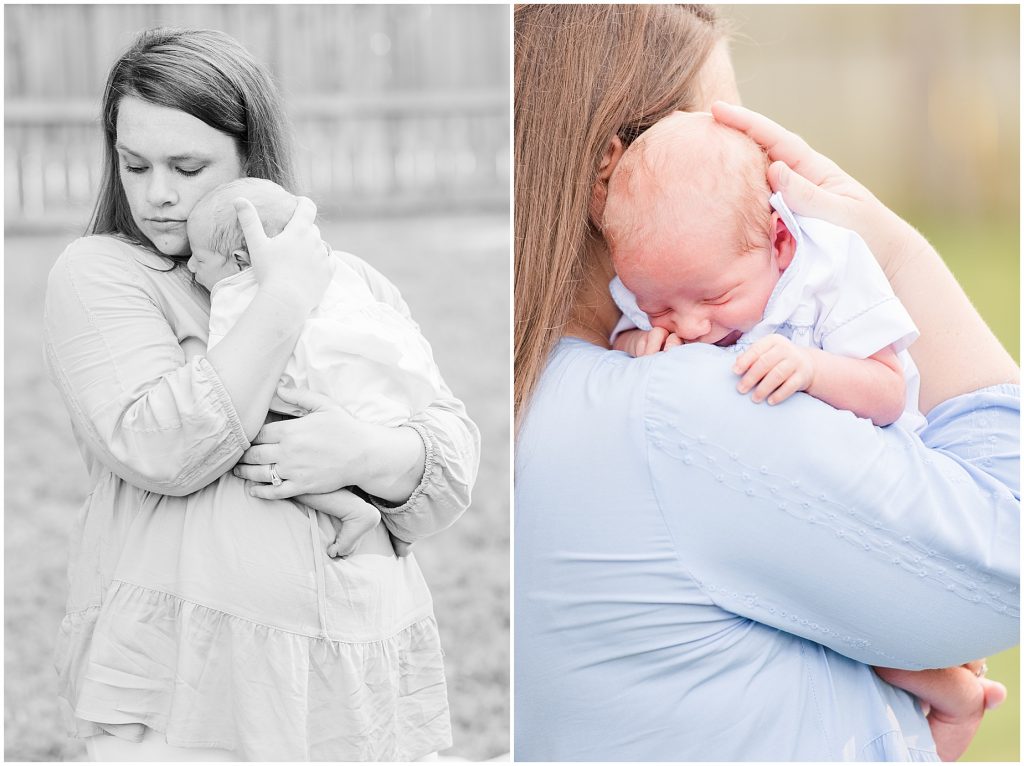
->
xmin=146 ymin=169 xmax=179 ymax=207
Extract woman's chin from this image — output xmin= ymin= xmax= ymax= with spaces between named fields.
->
xmin=148 ymin=231 xmax=190 ymax=257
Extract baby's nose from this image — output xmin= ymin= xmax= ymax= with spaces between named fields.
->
xmin=678 ymin=315 xmax=711 ymax=341
xmin=185 ymin=256 xmax=197 ymax=274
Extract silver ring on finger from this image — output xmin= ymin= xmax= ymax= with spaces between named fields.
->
xmin=269 ymin=464 xmax=283 ymax=486
xmin=976 ymin=663 xmax=988 ymax=678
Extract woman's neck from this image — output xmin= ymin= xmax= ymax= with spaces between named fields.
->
xmin=564 ymin=238 xmax=619 ymax=349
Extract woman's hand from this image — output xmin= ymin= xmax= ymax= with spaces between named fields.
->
xmin=711 ymin=102 xmax=903 ymax=264
xmin=234 ymin=196 xmax=331 ymax=314
xmin=712 ymin=101 xmax=1019 ymax=410
xmin=233 ymin=388 xmax=426 ymax=504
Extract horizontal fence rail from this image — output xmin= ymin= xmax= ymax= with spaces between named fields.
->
xmin=4 ymin=4 xmax=510 ymax=229
xmin=6 ymin=94 xmax=509 ymax=229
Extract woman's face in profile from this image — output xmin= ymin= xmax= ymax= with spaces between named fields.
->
xmin=114 ymin=95 xmax=245 ymax=256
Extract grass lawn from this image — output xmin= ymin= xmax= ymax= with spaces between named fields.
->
xmin=3 ymin=212 xmax=510 ymax=761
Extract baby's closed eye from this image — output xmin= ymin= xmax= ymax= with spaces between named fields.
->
xmin=704 ymin=290 xmax=734 ymax=305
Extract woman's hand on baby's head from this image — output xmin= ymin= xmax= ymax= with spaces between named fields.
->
xmin=710 ymin=102 xmax=886 ymax=237
xmin=233 ymin=195 xmax=330 ymax=314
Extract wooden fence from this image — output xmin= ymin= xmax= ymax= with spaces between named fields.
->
xmin=4 ymin=4 xmax=510 ymax=229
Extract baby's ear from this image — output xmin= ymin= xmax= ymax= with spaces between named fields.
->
xmin=771 ymin=213 xmax=796 ymax=271
xmin=232 ymin=249 xmax=251 ymax=270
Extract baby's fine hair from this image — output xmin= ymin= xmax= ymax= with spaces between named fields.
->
xmin=605 ymin=112 xmax=772 ymax=259
xmin=192 ymin=177 xmax=298 ymax=259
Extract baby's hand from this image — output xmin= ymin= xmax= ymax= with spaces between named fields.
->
xmin=732 ymin=334 xmax=814 ymax=404
xmin=298 ymin=487 xmax=382 ymax=557
xmin=875 ymin=662 xmax=1006 ymax=762
xmin=614 ymin=327 xmax=683 ymax=357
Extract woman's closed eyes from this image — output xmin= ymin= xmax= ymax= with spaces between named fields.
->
xmin=121 ymin=162 xmax=206 ymax=177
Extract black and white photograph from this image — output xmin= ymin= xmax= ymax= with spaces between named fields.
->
xmin=5 ymin=3 xmax=509 ymax=761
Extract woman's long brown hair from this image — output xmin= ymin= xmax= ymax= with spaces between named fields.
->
xmin=514 ymin=4 xmax=722 ymax=428
xmin=88 ymin=27 xmax=297 ymax=256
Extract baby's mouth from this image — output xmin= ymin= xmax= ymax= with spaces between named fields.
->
xmin=713 ymin=330 xmax=742 ymax=347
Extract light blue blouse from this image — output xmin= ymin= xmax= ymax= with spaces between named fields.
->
xmin=515 ymin=338 xmax=1019 ymax=761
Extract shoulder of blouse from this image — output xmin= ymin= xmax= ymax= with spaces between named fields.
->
xmin=56 ymin=234 xmax=174 ymax=268
xmin=49 ymin=235 xmax=186 ymax=298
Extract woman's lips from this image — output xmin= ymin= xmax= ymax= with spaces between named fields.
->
xmin=147 ymin=218 xmax=185 ymax=231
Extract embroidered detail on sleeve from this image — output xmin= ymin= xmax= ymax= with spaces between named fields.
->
xmin=648 ymin=415 xmax=1019 ymax=622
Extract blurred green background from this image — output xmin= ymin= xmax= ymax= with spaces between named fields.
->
xmin=719 ymin=5 xmax=1019 ymax=761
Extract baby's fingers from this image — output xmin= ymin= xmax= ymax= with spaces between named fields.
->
xmin=732 ymin=336 xmax=777 ymax=377
xmin=732 ymin=349 xmax=757 ymax=377
xmin=664 ymin=333 xmax=683 ymax=350
xmin=766 ymin=372 xmax=804 ymax=405
xmin=750 ymin=359 xmax=794 ymax=403
xmin=641 ymin=327 xmax=669 ymax=356
xmin=327 ymin=507 xmax=382 ymax=558
xmin=736 ymin=347 xmax=781 ymax=394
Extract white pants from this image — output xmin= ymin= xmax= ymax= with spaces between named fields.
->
xmin=85 ymin=727 xmax=440 ymax=761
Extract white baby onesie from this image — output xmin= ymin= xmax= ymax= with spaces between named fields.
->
xmin=610 ymin=193 xmax=925 ymax=432
xmin=207 ymin=252 xmax=444 ymax=425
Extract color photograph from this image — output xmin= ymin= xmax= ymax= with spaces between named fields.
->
xmin=514 ymin=4 xmax=1017 ymax=762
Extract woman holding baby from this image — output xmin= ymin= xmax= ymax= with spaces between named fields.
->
xmin=44 ymin=27 xmax=478 ymax=761
xmin=514 ymin=4 xmax=1018 ymax=761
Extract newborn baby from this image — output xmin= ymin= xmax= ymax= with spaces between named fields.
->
xmin=186 ymin=178 xmax=445 ymax=557
xmin=604 ymin=111 xmax=923 ymax=430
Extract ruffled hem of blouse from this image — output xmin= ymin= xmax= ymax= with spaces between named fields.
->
xmin=55 ymin=580 xmax=452 ymax=761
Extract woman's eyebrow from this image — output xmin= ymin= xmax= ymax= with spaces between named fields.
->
xmin=113 ymin=142 xmax=211 ymax=162
xmin=113 ymin=141 xmax=143 ymax=158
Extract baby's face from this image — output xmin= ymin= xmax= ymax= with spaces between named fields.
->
xmin=185 ymin=209 xmax=242 ymax=291
xmin=606 ymin=111 xmax=788 ymax=346
xmin=619 ymin=221 xmax=784 ymax=347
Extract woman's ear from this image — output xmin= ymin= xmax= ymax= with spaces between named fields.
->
xmin=589 ymin=135 xmax=625 ymax=227
xmin=771 ymin=213 xmax=796 ymax=271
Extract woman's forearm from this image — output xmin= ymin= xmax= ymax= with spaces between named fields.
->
xmin=205 ymin=289 xmax=308 ymax=440
xmin=377 ymin=397 xmax=481 ymax=542
xmin=360 ymin=424 xmax=426 ymax=504
xmin=650 ymin=345 xmax=1018 ymax=669
xmin=868 ymin=206 xmax=1019 ymax=413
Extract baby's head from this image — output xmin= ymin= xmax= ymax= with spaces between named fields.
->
xmin=604 ymin=111 xmax=795 ymax=346
xmin=186 ymin=178 xmax=298 ymax=290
